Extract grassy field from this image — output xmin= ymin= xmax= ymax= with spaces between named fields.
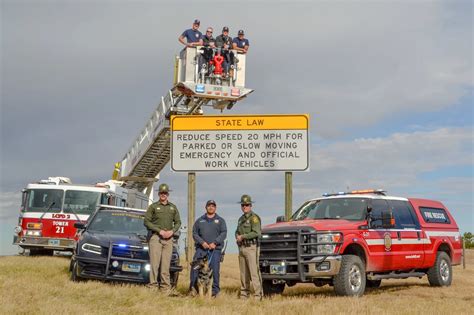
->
xmin=1 ymin=251 xmax=473 ymax=315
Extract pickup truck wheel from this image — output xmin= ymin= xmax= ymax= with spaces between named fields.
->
xmin=366 ymin=279 xmax=382 ymax=288
xmin=334 ymin=255 xmax=366 ymax=297
xmin=262 ymin=280 xmax=285 ymax=296
xmin=427 ymin=251 xmax=452 ymax=286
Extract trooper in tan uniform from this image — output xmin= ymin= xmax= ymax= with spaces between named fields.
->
xmin=235 ymin=194 xmax=263 ymax=300
xmin=144 ymin=183 xmax=181 ymax=292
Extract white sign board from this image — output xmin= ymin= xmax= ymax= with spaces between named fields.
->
xmin=171 ymin=115 xmax=309 ymax=172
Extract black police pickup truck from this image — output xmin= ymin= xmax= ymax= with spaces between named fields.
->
xmin=70 ymin=206 xmax=182 ymax=286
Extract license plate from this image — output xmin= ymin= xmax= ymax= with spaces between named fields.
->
xmin=48 ymin=239 xmax=60 ymax=246
xmin=270 ymin=264 xmax=286 ymax=275
xmin=122 ymin=262 xmax=141 ymax=273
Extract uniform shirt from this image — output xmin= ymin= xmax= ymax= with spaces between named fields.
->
xmin=144 ymin=201 xmax=181 ymax=234
xmin=236 ymin=211 xmax=261 ymax=240
xmin=215 ymin=34 xmax=232 ymax=48
xmin=232 ymin=37 xmax=249 ymax=49
xmin=193 ymin=213 xmax=227 ymax=250
xmin=202 ymin=35 xmax=215 ymax=47
xmin=181 ymin=28 xmax=203 ymax=43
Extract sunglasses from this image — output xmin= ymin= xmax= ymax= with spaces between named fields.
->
xmin=159 ymin=192 xmax=169 ymax=195
xmin=241 ymin=204 xmax=251 ymax=207
xmin=207 ymin=30 xmax=213 ymax=33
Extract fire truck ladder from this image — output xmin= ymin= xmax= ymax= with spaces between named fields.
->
xmin=115 ymin=47 xmax=253 ymax=192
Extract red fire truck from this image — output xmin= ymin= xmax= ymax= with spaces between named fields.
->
xmin=259 ymin=189 xmax=462 ymax=296
xmin=13 ymin=177 xmax=149 ymax=255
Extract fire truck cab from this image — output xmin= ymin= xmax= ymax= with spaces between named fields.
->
xmin=13 ymin=177 xmax=149 ymax=255
xmin=259 ymin=189 xmax=462 ymax=297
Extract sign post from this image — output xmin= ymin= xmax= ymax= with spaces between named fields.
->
xmin=285 ymin=172 xmax=292 ymax=221
xmin=186 ymin=172 xmax=195 ymax=263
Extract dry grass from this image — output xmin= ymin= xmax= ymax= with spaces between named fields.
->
xmin=1 ymin=251 xmax=473 ymax=315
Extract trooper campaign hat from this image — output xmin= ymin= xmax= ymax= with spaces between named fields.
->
xmin=239 ymin=194 xmax=253 ymax=205
xmin=158 ymin=183 xmax=171 ymax=193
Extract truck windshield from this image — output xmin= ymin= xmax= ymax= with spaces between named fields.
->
xmin=63 ymin=190 xmax=101 ymax=215
xmin=87 ymin=211 xmax=148 ymax=236
xmin=24 ymin=189 xmax=63 ymax=213
xmin=292 ymin=198 xmax=368 ymax=221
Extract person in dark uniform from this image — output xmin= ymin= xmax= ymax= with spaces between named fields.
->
xmin=235 ymin=194 xmax=262 ymax=300
xmin=232 ymin=29 xmax=250 ymax=54
xmin=144 ymin=183 xmax=181 ymax=293
xmin=215 ymin=26 xmax=234 ymax=77
xmin=189 ymin=200 xmax=227 ymax=297
xmin=178 ymin=19 xmax=203 ymax=47
xmin=202 ymin=27 xmax=215 ymax=48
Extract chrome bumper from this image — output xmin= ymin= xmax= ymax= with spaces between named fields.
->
xmin=13 ymin=235 xmax=75 ymax=250
xmin=261 ymin=255 xmax=342 ymax=281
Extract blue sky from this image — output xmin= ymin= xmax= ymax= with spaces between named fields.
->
xmin=1 ymin=0 xmax=473 ymax=255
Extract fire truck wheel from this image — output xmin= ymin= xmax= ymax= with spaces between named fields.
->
xmin=334 ymin=255 xmax=366 ymax=297
xmin=427 ymin=251 xmax=452 ymax=287
xmin=70 ymin=260 xmax=83 ymax=282
xmin=366 ymin=279 xmax=382 ymax=288
xmin=170 ymin=272 xmax=179 ymax=288
xmin=262 ymin=280 xmax=285 ymax=296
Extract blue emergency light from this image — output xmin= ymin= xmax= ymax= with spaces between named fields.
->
xmin=195 ymin=84 xmax=205 ymax=93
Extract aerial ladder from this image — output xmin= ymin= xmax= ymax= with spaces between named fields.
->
xmin=113 ymin=47 xmax=253 ymax=193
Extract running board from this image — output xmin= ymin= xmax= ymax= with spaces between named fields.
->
xmin=367 ymin=271 xmax=426 ymax=280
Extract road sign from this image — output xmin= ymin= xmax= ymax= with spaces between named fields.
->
xmin=171 ymin=114 xmax=309 ymax=172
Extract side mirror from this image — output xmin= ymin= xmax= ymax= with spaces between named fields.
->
xmin=74 ymin=222 xmax=86 ymax=230
xmin=381 ymin=210 xmax=395 ymax=228
xmin=276 ymin=215 xmax=286 ymax=223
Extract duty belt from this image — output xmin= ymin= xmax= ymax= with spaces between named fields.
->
xmin=241 ymin=238 xmax=258 ymax=247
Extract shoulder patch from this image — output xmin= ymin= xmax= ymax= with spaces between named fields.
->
xmin=252 ymin=216 xmax=259 ymax=224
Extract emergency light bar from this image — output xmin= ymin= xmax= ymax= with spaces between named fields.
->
xmin=322 ymin=189 xmax=386 ymax=197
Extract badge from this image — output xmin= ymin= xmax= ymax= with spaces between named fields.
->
xmin=384 ymin=232 xmax=392 ymax=252
xmin=195 ymin=33 xmax=199 ymax=38
xmin=214 ymin=219 xmax=219 ymax=224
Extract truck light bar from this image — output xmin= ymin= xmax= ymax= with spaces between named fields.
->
xmin=322 ymin=189 xmax=386 ymax=197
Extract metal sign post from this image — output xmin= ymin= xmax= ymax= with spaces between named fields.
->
xmin=187 ymin=172 xmax=196 ymax=264
xmin=285 ymin=172 xmax=293 ymax=221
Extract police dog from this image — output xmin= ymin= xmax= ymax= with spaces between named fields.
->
xmin=192 ymin=257 xmax=213 ymax=298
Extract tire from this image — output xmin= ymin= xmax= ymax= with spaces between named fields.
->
xmin=70 ymin=260 xmax=83 ymax=282
xmin=170 ymin=272 xmax=179 ymax=288
xmin=427 ymin=251 xmax=452 ymax=287
xmin=333 ymin=255 xmax=366 ymax=297
xmin=262 ymin=280 xmax=285 ymax=296
xmin=366 ymin=279 xmax=382 ymax=288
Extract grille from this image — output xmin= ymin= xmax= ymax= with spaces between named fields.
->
xmin=111 ymin=245 xmax=148 ymax=260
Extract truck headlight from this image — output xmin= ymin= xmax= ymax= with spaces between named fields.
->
xmin=317 ymin=233 xmax=342 ymax=254
xmin=25 ymin=230 xmax=42 ymax=237
xmin=81 ymin=243 xmax=102 ymax=255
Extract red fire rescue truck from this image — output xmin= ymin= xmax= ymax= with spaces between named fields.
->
xmin=259 ymin=189 xmax=462 ymax=297
xmin=13 ymin=177 xmax=149 ymax=255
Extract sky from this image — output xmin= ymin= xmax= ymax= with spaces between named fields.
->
xmin=1 ymin=0 xmax=473 ymax=255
